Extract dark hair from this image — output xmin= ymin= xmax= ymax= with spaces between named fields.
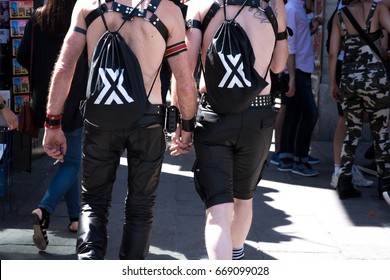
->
xmin=35 ymin=0 xmax=77 ymax=37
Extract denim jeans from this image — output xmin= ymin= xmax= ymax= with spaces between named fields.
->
xmin=38 ymin=127 xmax=83 ymax=220
xmin=280 ymin=69 xmax=318 ymax=160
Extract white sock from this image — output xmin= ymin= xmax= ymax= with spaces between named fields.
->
xmin=334 ymin=164 xmax=340 ymax=174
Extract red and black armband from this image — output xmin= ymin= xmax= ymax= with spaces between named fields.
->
xmin=164 ymin=41 xmax=187 ymax=59
xmin=44 ymin=113 xmax=62 ymax=129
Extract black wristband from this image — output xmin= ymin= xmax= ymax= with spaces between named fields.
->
xmin=276 ymin=30 xmax=288 ymax=41
xmin=181 ymin=117 xmax=195 ymax=132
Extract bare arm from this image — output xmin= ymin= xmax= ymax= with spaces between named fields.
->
xmin=328 ymin=15 xmax=342 ymax=102
xmin=170 ymin=1 xmax=202 ymax=109
xmin=46 ymin=3 xmax=86 ymax=116
xmin=43 ymin=2 xmax=86 ymax=162
xmin=0 ymin=96 xmax=18 ymax=130
xmin=379 ymin=2 xmax=390 ymax=34
xmin=381 ymin=0 xmax=390 ymax=9
xmin=167 ymin=2 xmax=198 ymax=156
xmin=285 ymin=54 xmax=296 ymax=97
xmin=270 ymin=0 xmax=289 ymax=73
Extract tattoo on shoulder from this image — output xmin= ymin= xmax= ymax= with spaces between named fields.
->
xmin=249 ymin=0 xmax=278 ymax=23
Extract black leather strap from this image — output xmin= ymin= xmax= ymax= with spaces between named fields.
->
xmin=186 ymin=19 xmax=202 ymax=30
xmin=111 ymin=2 xmax=147 ymax=20
xmin=226 ymin=0 xmax=262 ymax=7
xmin=202 ymin=1 xmax=278 ymax=36
xmin=342 ymin=6 xmax=386 ymax=67
xmin=85 ymin=0 xmax=168 ymax=41
xmin=276 ymin=30 xmax=287 ymax=40
xmin=85 ymin=3 xmax=109 ymax=27
xmin=202 ymin=1 xmax=221 ymax=32
xmin=181 ymin=117 xmax=196 ymax=132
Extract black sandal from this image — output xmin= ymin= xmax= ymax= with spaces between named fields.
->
xmin=31 ymin=211 xmax=50 ymax=250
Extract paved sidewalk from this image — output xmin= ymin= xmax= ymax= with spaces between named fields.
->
xmin=1 ymin=141 xmax=390 ymax=260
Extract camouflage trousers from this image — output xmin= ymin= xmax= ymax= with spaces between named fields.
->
xmin=340 ymin=63 xmax=390 ymax=179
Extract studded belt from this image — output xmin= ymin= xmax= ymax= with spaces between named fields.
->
xmin=250 ymin=95 xmax=273 ymax=107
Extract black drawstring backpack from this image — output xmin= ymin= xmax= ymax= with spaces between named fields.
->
xmin=204 ymin=0 xmax=277 ymax=114
xmin=82 ymin=0 xmax=151 ymax=129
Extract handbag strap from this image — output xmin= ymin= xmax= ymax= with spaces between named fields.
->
xmin=341 ymin=6 xmax=387 ymax=67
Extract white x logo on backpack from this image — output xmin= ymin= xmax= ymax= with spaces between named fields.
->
xmin=217 ymin=52 xmax=252 ymax=89
xmin=95 ymin=68 xmax=135 ymax=105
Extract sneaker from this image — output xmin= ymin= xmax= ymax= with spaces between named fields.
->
xmin=308 ymin=155 xmax=320 ymax=164
xmin=330 ymin=172 xmax=339 ymax=189
xmin=383 ymin=191 xmax=390 ymax=206
xmin=277 ymin=158 xmax=294 ymax=172
xmin=352 ymin=165 xmax=374 ymax=187
xmin=357 ymin=162 xmax=377 ymax=176
xmin=270 ymin=153 xmax=279 ymax=165
xmin=337 ymin=175 xmax=361 ymax=199
xmin=378 ymin=178 xmax=390 ymax=206
xmin=292 ymin=162 xmax=319 ymax=177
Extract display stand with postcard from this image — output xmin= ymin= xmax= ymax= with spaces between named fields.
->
xmin=0 ymin=90 xmax=13 ymax=219
xmin=8 ymin=1 xmax=34 ymax=175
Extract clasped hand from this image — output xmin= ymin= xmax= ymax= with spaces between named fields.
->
xmin=169 ymin=127 xmax=193 ymax=156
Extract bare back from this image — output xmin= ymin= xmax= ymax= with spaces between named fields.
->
xmin=72 ymin=0 xmax=186 ymax=104
xmin=186 ymin=0 xmax=287 ymax=94
xmin=339 ymin=0 xmax=390 ymax=36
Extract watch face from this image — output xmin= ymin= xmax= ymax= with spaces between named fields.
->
xmin=0 ymin=103 xmax=5 ymax=110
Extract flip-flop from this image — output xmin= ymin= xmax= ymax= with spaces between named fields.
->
xmin=31 ymin=212 xmax=49 ymax=250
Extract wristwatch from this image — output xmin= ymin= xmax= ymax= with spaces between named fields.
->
xmin=0 ymin=101 xmax=5 ymax=110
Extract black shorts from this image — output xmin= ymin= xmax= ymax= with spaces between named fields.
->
xmin=193 ymin=101 xmax=275 ymax=209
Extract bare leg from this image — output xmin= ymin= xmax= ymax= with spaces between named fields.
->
xmin=333 ymin=116 xmax=346 ymax=166
xmin=205 ymin=203 xmax=234 ymax=260
xmin=231 ymin=198 xmax=253 ymax=249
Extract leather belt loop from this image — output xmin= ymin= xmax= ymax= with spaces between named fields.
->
xmin=145 ymin=104 xmax=166 ymax=116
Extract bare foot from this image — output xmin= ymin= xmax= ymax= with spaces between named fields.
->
xmin=69 ymin=221 xmax=78 ymax=232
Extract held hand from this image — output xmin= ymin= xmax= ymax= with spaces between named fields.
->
xmin=285 ymin=79 xmax=295 ymax=97
xmin=169 ymin=128 xmax=193 ymax=156
xmin=42 ymin=128 xmax=67 ymax=163
xmin=1 ymin=107 xmax=19 ymax=131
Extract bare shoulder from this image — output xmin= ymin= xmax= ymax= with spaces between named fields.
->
xmin=154 ymin=0 xmax=186 ymax=32
xmin=382 ymin=0 xmax=390 ymax=9
xmin=378 ymin=1 xmax=390 ymax=10
xmin=269 ymin=0 xmax=286 ymax=18
xmin=187 ymin=0 xmax=219 ymax=18
xmin=73 ymin=0 xmax=99 ymax=20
